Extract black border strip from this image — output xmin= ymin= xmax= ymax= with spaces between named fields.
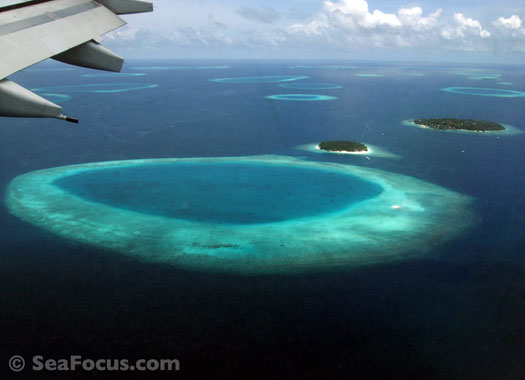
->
xmin=0 ymin=0 xmax=57 ymax=13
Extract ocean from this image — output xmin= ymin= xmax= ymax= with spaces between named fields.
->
xmin=1 ymin=60 xmax=525 ymax=379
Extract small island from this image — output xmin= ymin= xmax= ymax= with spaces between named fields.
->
xmin=318 ymin=140 xmax=369 ymax=153
xmin=413 ymin=118 xmax=505 ymax=132
xmin=296 ymin=142 xmax=400 ymax=158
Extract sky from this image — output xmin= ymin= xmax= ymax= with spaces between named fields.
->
xmin=103 ymin=0 xmax=525 ymax=63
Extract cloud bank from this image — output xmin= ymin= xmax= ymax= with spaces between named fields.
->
xmin=236 ymin=6 xmax=281 ymax=24
xmin=106 ymin=0 xmax=525 ymax=60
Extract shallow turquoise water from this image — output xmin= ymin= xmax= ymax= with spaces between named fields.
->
xmin=54 ymin=162 xmax=382 ymax=224
xmin=32 ymin=83 xmax=158 ymax=93
xmin=40 ymin=93 xmax=71 ymax=103
xmin=265 ymin=94 xmax=337 ymax=101
xmin=211 ymin=75 xmax=308 ymax=83
xmin=133 ymin=65 xmax=231 ymax=71
xmin=82 ymin=73 xmax=146 ymax=78
xmin=468 ymin=76 xmax=500 ymax=80
xmin=441 ymin=87 xmax=525 ymax=97
xmin=279 ymin=83 xmax=342 ymax=90
xmin=323 ymin=65 xmax=357 ymax=69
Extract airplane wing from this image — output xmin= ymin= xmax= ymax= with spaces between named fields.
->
xmin=0 ymin=0 xmax=152 ymax=123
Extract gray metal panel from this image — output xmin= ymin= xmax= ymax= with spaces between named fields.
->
xmin=0 ymin=1 xmax=99 ymax=36
xmin=0 ymin=78 xmax=62 ymax=118
xmin=0 ymin=0 xmax=126 ymax=79
xmin=97 ymin=0 xmax=152 ymax=15
xmin=53 ymin=40 xmax=123 ymax=71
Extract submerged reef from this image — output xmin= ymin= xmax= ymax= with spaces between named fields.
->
xmin=265 ymin=94 xmax=337 ymax=101
xmin=288 ymin=65 xmax=357 ymax=70
xmin=82 ymin=73 xmax=146 ymax=78
xmin=322 ymin=65 xmax=357 ymax=69
xmin=279 ymin=83 xmax=343 ymax=90
xmin=133 ymin=65 xmax=231 ymax=71
xmin=32 ymin=83 xmax=158 ymax=94
xmin=26 ymin=68 xmax=75 ymax=72
xmin=39 ymin=93 xmax=71 ymax=104
xmin=413 ymin=118 xmax=505 ymax=132
xmin=211 ymin=76 xmax=308 ymax=84
xmin=441 ymin=87 xmax=525 ymax=98
xmin=6 ymin=156 xmax=475 ymax=275
xmin=468 ymin=76 xmax=500 ymax=81
xmin=319 ymin=141 xmax=368 ymax=152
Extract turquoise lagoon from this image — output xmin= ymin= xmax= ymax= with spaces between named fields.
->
xmin=7 ymin=156 xmax=475 ymax=275
xmin=32 ymin=83 xmax=158 ymax=94
xmin=441 ymin=87 xmax=525 ymax=97
xmin=211 ymin=76 xmax=308 ymax=84
xmin=265 ymin=94 xmax=337 ymax=101
xmin=279 ymin=83 xmax=343 ymax=90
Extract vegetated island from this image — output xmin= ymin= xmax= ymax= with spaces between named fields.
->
xmin=412 ymin=118 xmax=505 ymax=132
xmin=318 ymin=140 xmax=369 ymax=153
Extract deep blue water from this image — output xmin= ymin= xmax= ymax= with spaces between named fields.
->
xmin=1 ymin=60 xmax=525 ymax=379
xmin=55 ymin=163 xmax=381 ymax=224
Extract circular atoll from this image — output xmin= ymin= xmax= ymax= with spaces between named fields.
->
xmin=32 ymin=83 xmax=158 ymax=94
xmin=402 ymin=119 xmax=522 ymax=135
xmin=82 ymin=73 xmax=146 ymax=78
xmin=211 ymin=75 xmax=309 ymax=84
xmin=26 ymin=68 xmax=75 ymax=72
xmin=132 ymin=65 xmax=231 ymax=71
xmin=441 ymin=87 xmax=525 ymax=98
xmin=279 ymin=83 xmax=342 ymax=90
xmin=296 ymin=143 xmax=400 ymax=159
xmin=6 ymin=156 xmax=474 ymax=274
xmin=455 ymin=70 xmax=486 ymax=76
xmin=289 ymin=65 xmax=357 ymax=70
xmin=468 ymin=75 xmax=500 ymax=81
xmin=39 ymin=93 xmax=72 ymax=104
xmin=322 ymin=65 xmax=358 ymax=70
xmin=265 ymin=94 xmax=337 ymax=101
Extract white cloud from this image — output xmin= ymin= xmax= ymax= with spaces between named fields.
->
xmin=442 ymin=13 xmax=491 ymax=39
xmin=398 ymin=7 xmax=442 ymax=31
xmin=288 ymin=0 xmax=496 ymax=53
xmin=105 ymin=26 xmax=140 ymax=42
xmin=237 ymin=6 xmax=281 ymax=24
xmin=104 ymin=0 xmax=525 ymax=61
xmin=288 ymin=18 xmax=329 ymax=37
xmin=170 ymin=27 xmax=234 ymax=47
xmin=288 ymin=0 xmax=446 ymax=49
xmin=491 ymin=15 xmax=525 ymax=52
xmin=106 ymin=23 xmax=234 ymax=51
xmin=323 ymin=0 xmax=402 ymax=28
xmin=494 ymin=15 xmax=522 ymax=29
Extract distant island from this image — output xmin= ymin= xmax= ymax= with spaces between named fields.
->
xmin=413 ymin=118 xmax=505 ymax=132
xmin=318 ymin=140 xmax=369 ymax=153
